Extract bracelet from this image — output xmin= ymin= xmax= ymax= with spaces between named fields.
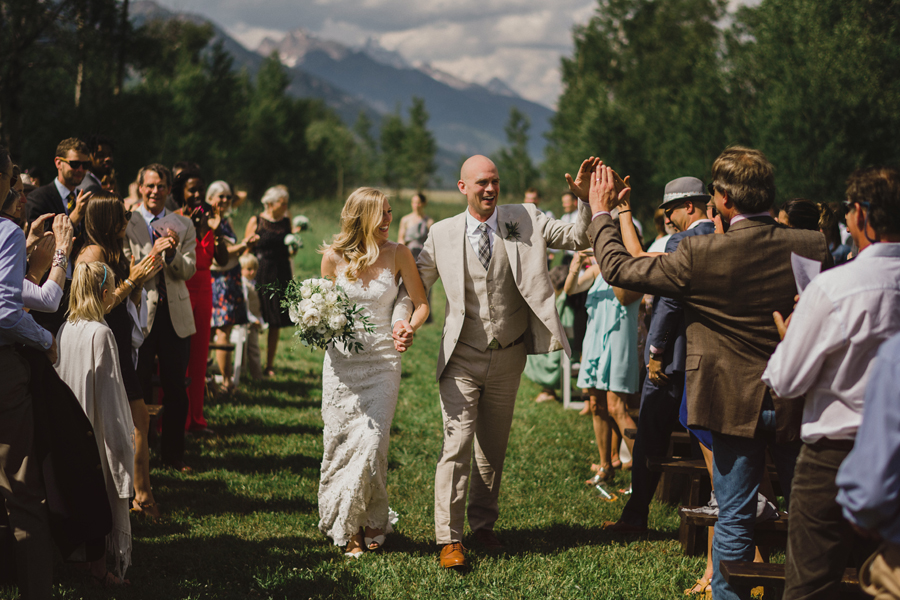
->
xmin=125 ymin=278 xmax=136 ymax=290
xmin=619 ymin=209 xmax=631 ymax=214
xmin=51 ymin=249 xmax=67 ymax=271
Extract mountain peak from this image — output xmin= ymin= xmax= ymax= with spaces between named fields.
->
xmin=485 ymin=77 xmax=520 ymax=99
xmin=257 ymin=28 xmax=350 ymax=67
xmin=358 ymin=38 xmax=411 ymax=70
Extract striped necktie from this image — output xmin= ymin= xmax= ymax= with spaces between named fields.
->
xmin=477 ymin=223 xmax=491 ymax=270
xmin=66 ymin=191 xmax=76 ymax=213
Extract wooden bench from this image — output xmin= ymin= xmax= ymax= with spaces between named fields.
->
xmin=678 ymin=505 xmax=788 ymax=556
xmin=720 ymin=561 xmax=866 ymax=598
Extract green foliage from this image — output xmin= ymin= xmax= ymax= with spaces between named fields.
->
xmin=403 ymin=97 xmax=437 ymax=191
xmin=495 ymin=107 xmax=541 ymax=200
xmin=728 ymin=0 xmax=900 ymax=201
xmin=549 ymin=0 xmax=900 ymax=216
xmin=380 ymin=108 xmax=407 ymax=193
xmin=546 ymin=0 xmax=730 ymax=219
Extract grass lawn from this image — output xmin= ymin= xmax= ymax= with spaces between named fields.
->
xmin=18 ymin=194 xmax=708 ymax=599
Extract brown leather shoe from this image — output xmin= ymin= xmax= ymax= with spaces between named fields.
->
xmin=602 ymin=520 xmax=647 ymax=534
xmin=439 ymin=542 xmax=467 ymax=569
xmin=472 ymin=528 xmax=504 ymax=550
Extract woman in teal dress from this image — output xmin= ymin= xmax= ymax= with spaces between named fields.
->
xmin=566 ymin=248 xmax=642 ymax=484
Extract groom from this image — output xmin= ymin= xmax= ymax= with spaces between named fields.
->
xmin=393 ymin=154 xmax=594 ymax=569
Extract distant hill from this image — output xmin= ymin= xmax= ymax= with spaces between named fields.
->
xmin=130 ymin=1 xmax=554 ymax=185
xmin=258 ymin=29 xmax=554 ymax=161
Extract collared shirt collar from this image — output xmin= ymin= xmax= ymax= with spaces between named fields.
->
xmin=856 ymin=241 xmax=900 ymax=259
xmin=730 ymin=211 xmax=772 ymax=225
xmin=138 ymin=202 xmax=165 ymax=223
xmin=465 ymin=208 xmax=499 ymax=236
xmin=687 ymin=218 xmax=713 ymax=230
xmin=53 ymin=178 xmax=71 ymax=214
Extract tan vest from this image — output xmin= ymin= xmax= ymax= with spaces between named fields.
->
xmin=457 ymin=232 xmax=528 ymax=351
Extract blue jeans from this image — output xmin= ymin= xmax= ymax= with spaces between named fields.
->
xmin=710 ymin=408 xmax=801 ymax=600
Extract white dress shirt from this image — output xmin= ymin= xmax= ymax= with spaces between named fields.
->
xmin=22 ymin=279 xmax=63 ymax=313
xmin=0 ymin=219 xmax=53 ymax=350
xmin=762 ymin=242 xmax=900 ymax=442
xmin=465 ymin=209 xmax=499 ymax=256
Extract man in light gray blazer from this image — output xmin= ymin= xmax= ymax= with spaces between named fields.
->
xmin=393 ymin=155 xmax=594 ymax=569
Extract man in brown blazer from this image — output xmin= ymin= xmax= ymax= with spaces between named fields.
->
xmin=393 ymin=155 xmax=594 ymax=569
xmin=124 ymin=163 xmax=196 ymax=472
xmin=586 ymin=148 xmax=831 ymax=600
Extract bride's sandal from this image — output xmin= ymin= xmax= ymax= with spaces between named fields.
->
xmin=345 ymin=531 xmax=365 ymax=559
xmin=364 ymin=528 xmax=386 ymax=551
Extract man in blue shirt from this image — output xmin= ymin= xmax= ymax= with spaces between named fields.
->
xmin=0 ymin=148 xmax=55 ymax=600
xmin=837 ymin=332 xmax=900 ymax=599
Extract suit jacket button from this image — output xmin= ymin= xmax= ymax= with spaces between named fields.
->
xmin=460 ymin=309 xmax=465 ymax=315
xmin=453 ymin=338 xmax=458 ymax=344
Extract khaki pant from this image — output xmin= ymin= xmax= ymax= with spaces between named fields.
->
xmin=434 ymin=341 xmax=527 ymax=544
xmin=0 ymin=346 xmax=52 ymax=600
xmin=862 ymin=542 xmax=900 ymax=600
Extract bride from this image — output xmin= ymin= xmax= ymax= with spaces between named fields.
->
xmin=318 ymin=187 xmax=429 ymax=557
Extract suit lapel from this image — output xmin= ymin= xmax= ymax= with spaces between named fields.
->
xmin=127 ymin=213 xmax=153 ymax=254
xmin=497 ymin=207 xmax=520 ymax=283
xmin=449 ymin=212 xmax=468 ymax=302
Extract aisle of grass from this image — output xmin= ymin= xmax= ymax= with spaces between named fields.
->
xmin=40 ymin=195 xmax=705 ymax=599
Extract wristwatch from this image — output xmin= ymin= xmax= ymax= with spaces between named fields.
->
xmin=51 ymin=249 xmax=68 ymax=272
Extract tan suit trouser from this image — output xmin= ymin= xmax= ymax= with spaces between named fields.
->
xmin=0 ymin=347 xmax=52 ymax=600
xmin=862 ymin=541 xmax=900 ymax=600
xmin=434 ymin=341 xmax=527 ymax=544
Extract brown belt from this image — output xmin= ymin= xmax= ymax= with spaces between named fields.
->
xmin=809 ymin=437 xmax=855 ymax=452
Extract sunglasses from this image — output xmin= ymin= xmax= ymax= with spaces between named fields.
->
xmin=842 ymin=200 xmax=869 ymax=213
xmin=9 ymin=164 xmax=20 ymax=185
xmin=706 ymin=181 xmax=718 ymax=196
xmin=57 ymin=157 xmax=90 ymax=170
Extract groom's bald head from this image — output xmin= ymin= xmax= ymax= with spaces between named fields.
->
xmin=459 ymin=155 xmax=500 ymax=221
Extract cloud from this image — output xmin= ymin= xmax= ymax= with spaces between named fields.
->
xmin=156 ymin=0 xmax=597 ymax=107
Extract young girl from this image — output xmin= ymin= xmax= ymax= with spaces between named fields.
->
xmin=55 ymin=261 xmax=135 ymax=585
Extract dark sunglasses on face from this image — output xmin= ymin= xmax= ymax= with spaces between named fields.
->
xmin=842 ymin=200 xmax=869 ymax=213
xmin=707 ymin=181 xmax=718 ymax=196
xmin=57 ymin=157 xmax=90 ymax=170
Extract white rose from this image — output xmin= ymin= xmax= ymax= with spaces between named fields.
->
xmin=298 ymin=299 xmax=311 ymax=312
xmin=300 ymin=285 xmax=312 ymax=299
xmin=289 ymin=304 xmax=301 ymax=324
xmin=328 ymin=314 xmax=348 ymax=330
xmin=311 ymin=292 xmax=324 ymax=303
xmin=302 ymin=309 xmax=320 ymax=327
xmin=325 ymin=290 xmax=338 ymax=304
xmin=316 ymin=324 xmax=328 ymax=335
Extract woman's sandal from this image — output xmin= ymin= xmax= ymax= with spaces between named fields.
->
xmin=585 ymin=466 xmax=614 ymax=486
xmin=684 ymin=577 xmax=711 ymax=597
xmin=364 ymin=533 xmax=386 ymax=551
xmin=345 ymin=530 xmax=365 ymax=559
xmin=131 ymin=498 xmax=160 ymax=520
xmin=92 ymin=569 xmax=130 ymax=588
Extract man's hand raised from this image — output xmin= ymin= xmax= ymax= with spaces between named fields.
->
xmin=589 ymin=165 xmax=631 ymax=215
xmin=565 ymin=157 xmax=602 ymax=201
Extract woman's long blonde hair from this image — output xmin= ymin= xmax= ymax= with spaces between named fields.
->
xmin=320 ymin=187 xmax=387 ymax=282
xmin=68 ymin=261 xmax=114 ymax=323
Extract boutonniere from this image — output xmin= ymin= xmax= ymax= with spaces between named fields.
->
xmin=504 ymin=221 xmax=521 ymax=241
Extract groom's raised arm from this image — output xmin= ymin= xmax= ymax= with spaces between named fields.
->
xmin=538 ymin=200 xmax=592 ymax=251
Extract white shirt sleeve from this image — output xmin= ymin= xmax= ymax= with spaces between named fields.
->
xmin=21 ymin=279 xmax=63 ymax=313
xmin=762 ymin=281 xmax=845 ymax=398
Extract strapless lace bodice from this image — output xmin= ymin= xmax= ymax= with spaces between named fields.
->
xmin=318 ymin=266 xmax=401 ymax=546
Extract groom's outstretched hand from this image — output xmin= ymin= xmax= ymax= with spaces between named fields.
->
xmin=392 ymin=320 xmax=415 ymax=353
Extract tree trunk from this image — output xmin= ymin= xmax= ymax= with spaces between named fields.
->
xmin=114 ymin=0 xmax=129 ymax=95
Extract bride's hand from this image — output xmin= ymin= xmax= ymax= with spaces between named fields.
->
xmin=392 ymin=320 xmax=414 ymax=353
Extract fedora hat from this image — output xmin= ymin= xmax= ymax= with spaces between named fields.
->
xmin=658 ymin=176 xmax=710 ymax=210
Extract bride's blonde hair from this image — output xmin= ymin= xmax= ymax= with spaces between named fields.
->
xmin=321 ymin=187 xmax=387 ymax=282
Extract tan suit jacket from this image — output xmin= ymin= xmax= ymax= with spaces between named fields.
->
xmin=395 ymin=201 xmax=592 ymax=380
xmin=590 ymin=214 xmax=831 ymax=441
xmin=124 ymin=211 xmax=197 ymax=338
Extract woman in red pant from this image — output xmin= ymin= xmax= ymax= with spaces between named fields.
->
xmin=173 ymin=169 xmax=227 ymax=434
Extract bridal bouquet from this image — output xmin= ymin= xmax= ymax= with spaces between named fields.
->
xmin=282 ymin=277 xmax=373 ymax=352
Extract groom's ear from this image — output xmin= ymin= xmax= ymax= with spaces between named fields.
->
xmin=457 ymin=180 xmax=466 ymax=195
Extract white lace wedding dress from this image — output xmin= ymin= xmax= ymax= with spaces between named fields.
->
xmin=318 ymin=266 xmax=401 ymax=546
